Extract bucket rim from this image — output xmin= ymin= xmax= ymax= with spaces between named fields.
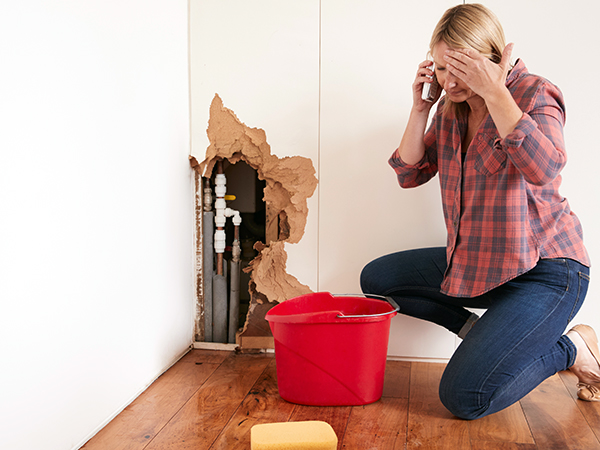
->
xmin=265 ymin=292 xmax=399 ymax=324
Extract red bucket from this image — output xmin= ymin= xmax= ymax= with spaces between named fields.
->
xmin=265 ymin=292 xmax=398 ymax=406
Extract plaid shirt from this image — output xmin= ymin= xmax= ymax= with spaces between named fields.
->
xmin=389 ymin=59 xmax=590 ymax=297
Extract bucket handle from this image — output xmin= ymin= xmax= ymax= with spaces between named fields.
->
xmin=332 ymin=294 xmax=399 ymax=319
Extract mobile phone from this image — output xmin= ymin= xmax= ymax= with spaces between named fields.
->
xmin=421 ymin=63 xmax=438 ymax=102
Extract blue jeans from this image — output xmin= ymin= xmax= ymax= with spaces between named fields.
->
xmin=360 ymin=247 xmax=590 ymax=419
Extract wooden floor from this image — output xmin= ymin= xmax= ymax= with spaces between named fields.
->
xmin=82 ymin=349 xmax=600 ymax=450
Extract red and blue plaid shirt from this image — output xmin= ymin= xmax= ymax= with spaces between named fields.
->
xmin=389 ymin=59 xmax=590 ymax=297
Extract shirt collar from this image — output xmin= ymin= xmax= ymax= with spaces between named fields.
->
xmin=506 ymin=58 xmax=527 ymax=86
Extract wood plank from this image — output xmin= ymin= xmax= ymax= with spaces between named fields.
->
xmin=82 ymin=357 xmax=220 ymax=450
xmin=144 ymin=353 xmax=273 ymax=450
xmin=237 ymin=335 xmax=274 ymax=349
xmin=290 ymin=404 xmax=352 ymax=450
xmin=470 ymin=442 xmax=537 ymax=450
xmin=330 ymin=359 xmax=410 ymax=448
xmin=82 ymin=351 xmax=600 ymax=450
xmin=209 ymin=359 xmax=295 ymax=449
xmin=559 ymin=369 xmax=600 ymax=442
xmin=177 ymin=349 xmax=232 ymax=365
xmin=468 ymin=402 xmax=534 ymax=444
xmin=520 ymin=373 xmax=600 ymax=450
xmin=341 ymin=398 xmax=408 ymax=449
xmin=407 ymin=362 xmax=470 ymax=450
xmin=382 ymin=360 xmax=411 ymax=399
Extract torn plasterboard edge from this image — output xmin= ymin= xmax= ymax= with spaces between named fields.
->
xmin=245 ymin=241 xmax=312 ymax=303
xmin=191 ymin=94 xmax=317 ymax=347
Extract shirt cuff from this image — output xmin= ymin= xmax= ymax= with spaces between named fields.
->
xmin=388 ymin=148 xmax=429 ymax=170
xmin=496 ymin=113 xmax=537 ymax=150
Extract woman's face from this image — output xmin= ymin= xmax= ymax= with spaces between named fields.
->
xmin=431 ymin=40 xmax=477 ymax=104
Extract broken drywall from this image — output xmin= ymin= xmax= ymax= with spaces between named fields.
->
xmin=192 ymin=94 xmax=317 ymax=346
xmin=198 ymin=94 xmax=317 ymax=245
xmin=245 ymin=241 xmax=312 ymax=304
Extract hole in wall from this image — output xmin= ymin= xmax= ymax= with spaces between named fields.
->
xmin=209 ymin=160 xmax=266 ymax=331
xmin=190 ymin=94 xmax=318 ymax=349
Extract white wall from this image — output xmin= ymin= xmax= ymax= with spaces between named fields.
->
xmin=191 ymin=0 xmax=600 ymax=361
xmin=190 ymin=0 xmax=321 ymax=290
xmin=0 ymin=2 xmax=193 ymax=450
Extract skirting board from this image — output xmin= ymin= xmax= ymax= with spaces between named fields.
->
xmin=387 ymin=355 xmax=450 ymax=364
xmin=193 ymin=341 xmax=238 ymax=351
xmin=192 ymin=342 xmax=448 ymax=363
xmin=192 ymin=341 xmax=276 ymax=352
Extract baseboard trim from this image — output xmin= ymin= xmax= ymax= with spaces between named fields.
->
xmin=191 ymin=342 xmax=448 ymax=363
xmin=193 ymin=341 xmax=238 ymax=351
xmin=386 ymin=355 xmax=450 ymax=364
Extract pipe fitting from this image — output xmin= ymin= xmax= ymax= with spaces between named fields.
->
xmin=203 ymin=179 xmax=213 ymax=212
xmin=214 ymin=214 xmax=226 ymax=228
xmin=214 ymin=229 xmax=226 ymax=253
xmin=224 ymin=208 xmax=242 ymax=226
xmin=214 ymin=198 xmax=227 ymax=211
xmin=232 ymin=240 xmax=241 ymax=263
xmin=214 ymin=174 xmax=227 ymax=197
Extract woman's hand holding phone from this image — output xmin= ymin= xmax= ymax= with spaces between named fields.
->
xmin=399 ymin=59 xmax=440 ymax=166
xmin=413 ymin=60 xmax=440 ymax=112
xmin=422 ymin=62 xmax=439 ymax=102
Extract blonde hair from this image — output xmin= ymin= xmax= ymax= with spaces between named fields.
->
xmin=429 ymin=3 xmax=507 ymax=117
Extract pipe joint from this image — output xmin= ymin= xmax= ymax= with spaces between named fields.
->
xmin=214 ymin=198 xmax=227 ymax=211
xmin=214 ymin=215 xmax=226 ymax=228
xmin=224 ymin=208 xmax=242 ymax=225
xmin=214 ymin=174 xmax=227 ymax=197
xmin=214 ymin=229 xmax=226 ymax=253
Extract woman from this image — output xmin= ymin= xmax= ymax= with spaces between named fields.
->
xmin=360 ymin=4 xmax=598 ymax=419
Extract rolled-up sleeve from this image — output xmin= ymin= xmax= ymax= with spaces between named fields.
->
xmin=388 ymin=120 xmax=439 ymax=188
xmin=499 ymin=81 xmax=567 ymax=186
xmin=388 ymin=150 xmax=432 ymax=188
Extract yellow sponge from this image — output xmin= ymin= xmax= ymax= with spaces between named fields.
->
xmin=250 ymin=421 xmax=338 ymax=450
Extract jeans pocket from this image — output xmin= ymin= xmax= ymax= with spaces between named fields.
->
xmin=567 ymin=271 xmax=590 ymax=322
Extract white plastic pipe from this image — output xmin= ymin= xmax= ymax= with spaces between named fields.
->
xmin=210 ymin=167 xmax=244 ymax=344
xmin=213 ymin=173 xmax=242 ymax=253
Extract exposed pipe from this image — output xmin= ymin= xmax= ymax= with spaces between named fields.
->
xmin=214 ymin=161 xmax=226 ymax=276
xmin=228 ymin=222 xmax=241 ymax=343
xmin=211 ymin=159 xmax=243 ymax=343
xmin=212 ymin=262 xmax=228 ymax=343
xmin=202 ymin=177 xmax=214 ymax=342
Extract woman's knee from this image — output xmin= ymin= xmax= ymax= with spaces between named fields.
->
xmin=439 ymin=368 xmax=489 ymax=420
xmin=361 ymin=247 xmax=446 ymax=294
xmin=359 ymin=258 xmax=382 ymax=294
xmin=359 ymin=253 xmax=403 ymax=294
xmin=439 ymin=390 xmax=485 ymax=420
